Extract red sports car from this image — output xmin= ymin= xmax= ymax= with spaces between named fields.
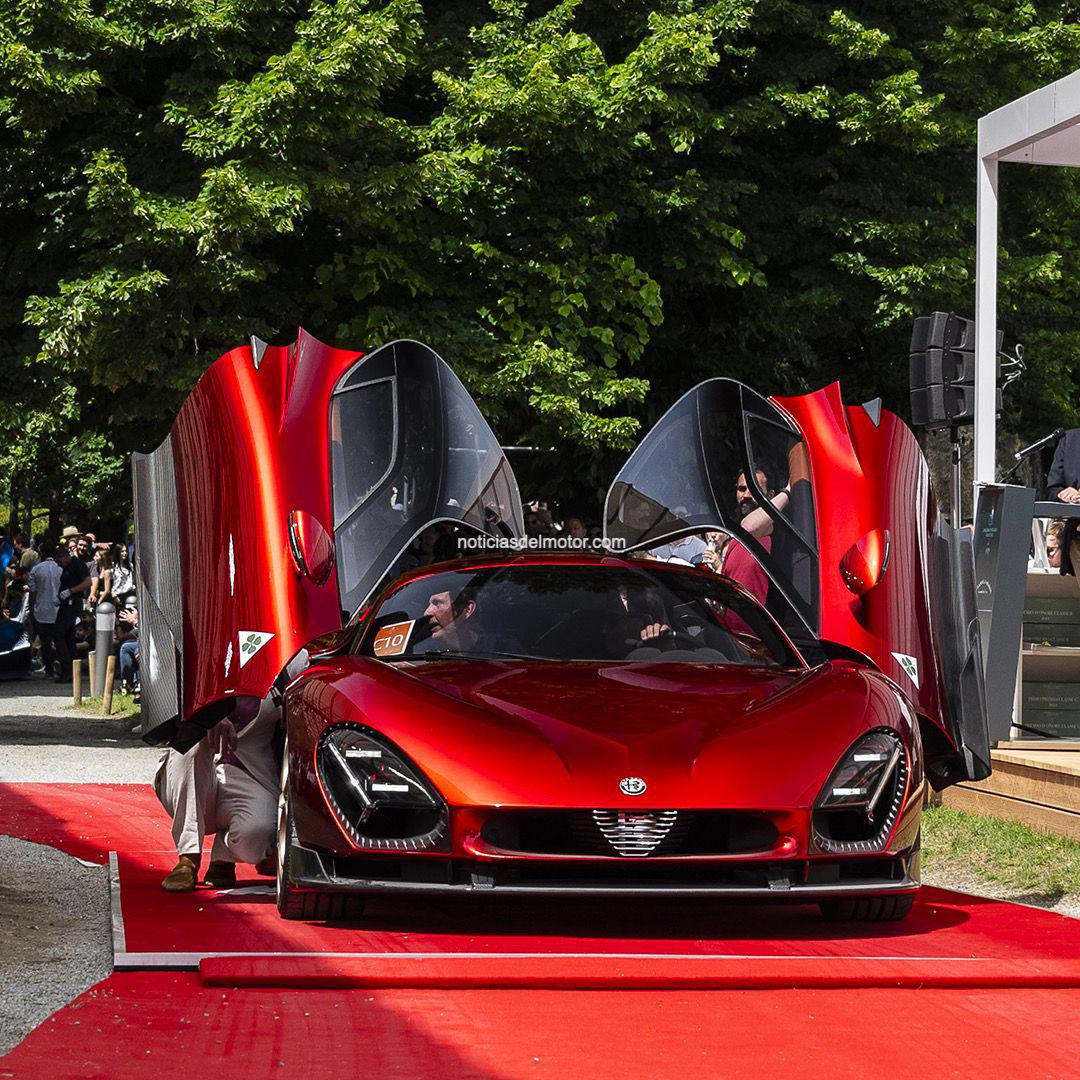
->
xmin=134 ymin=334 xmax=991 ymax=922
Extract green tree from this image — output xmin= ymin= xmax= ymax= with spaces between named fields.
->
xmin=3 ymin=0 xmax=1080 ymax=524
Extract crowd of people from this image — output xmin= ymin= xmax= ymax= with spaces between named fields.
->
xmin=0 ymin=526 xmax=139 ymax=693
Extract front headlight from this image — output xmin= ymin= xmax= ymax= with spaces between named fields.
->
xmin=316 ymin=724 xmax=448 ymax=851
xmin=812 ymin=730 xmax=907 ymax=854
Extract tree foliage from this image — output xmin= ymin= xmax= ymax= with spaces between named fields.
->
xmin=4 ymin=0 xmax=1080 ymax=524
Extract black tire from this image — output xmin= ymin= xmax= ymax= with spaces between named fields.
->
xmin=276 ymin=743 xmax=367 ymax=921
xmin=274 ymin=792 xmax=304 ymax=920
xmin=818 ymin=893 xmax=915 ymax=923
xmin=276 ymin=795 xmax=367 ymax=921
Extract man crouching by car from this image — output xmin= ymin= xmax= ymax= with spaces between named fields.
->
xmin=154 ymin=693 xmax=279 ymax=891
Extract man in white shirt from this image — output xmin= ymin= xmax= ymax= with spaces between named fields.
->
xmin=27 ymin=543 xmax=62 ymax=676
xmin=650 ymin=534 xmax=709 ymax=566
xmin=155 ymin=699 xmax=279 ymax=891
xmin=155 ymin=651 xmax=308 ymax=892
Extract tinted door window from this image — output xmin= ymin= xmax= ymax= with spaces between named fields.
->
xmin=605 ymin=378 xmax=820 ymax=634
xmin=330 ymin=380 xmax=396 ymax=527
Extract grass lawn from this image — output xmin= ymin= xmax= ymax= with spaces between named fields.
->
xmin=923 ymin=804 xmax=1080 ymax=901
xmin=67 ymin=692 xmax=141 ymax=722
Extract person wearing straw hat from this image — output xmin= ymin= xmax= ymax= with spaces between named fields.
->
xmin=52 ymin=545 xmax=91 ymax=681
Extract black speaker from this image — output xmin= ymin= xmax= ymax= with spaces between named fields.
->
xmin=910 ymin=385 xmax=1001 ymax=428
xmin=910 ymin=313 xmax=1001 ymax=355
xmin=908 ymin=312 xmax=1003 ymax=429
xmin=910 ymin=348 xmax=1001 ymax=389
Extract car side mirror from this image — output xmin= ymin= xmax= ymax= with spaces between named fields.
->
xmin=840 ymin=528 xmax=890 ymax=596
xmin=288 ymin=510 xmax=335 ymax=585
xmin=305 ymin=625 xmax=356 ymax=660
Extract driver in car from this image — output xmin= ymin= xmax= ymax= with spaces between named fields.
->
xmin=414 ymin=585 xmax=479 ymax=653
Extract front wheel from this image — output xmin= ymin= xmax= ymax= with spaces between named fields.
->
xmin=818 ymin=893 xmax=914 ymax=923
xmin=275 ymin=739 xmax=366 ymax=922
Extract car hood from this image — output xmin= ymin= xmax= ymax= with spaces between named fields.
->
xmin=406 ymin=659 xmax=796 ymax=746
xmin=302 ymin=657 xmax=899 ymax=810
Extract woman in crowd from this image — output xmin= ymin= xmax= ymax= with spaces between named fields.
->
xmin=90 ymin=545 xmax=114 ymax=607
xmin=116 ymin=601 xmax=139 ymax=697
xmin=110 ymin=542 xmax=135 ymax=603
xmin=2 ymin=564 xmax=30 ymax=624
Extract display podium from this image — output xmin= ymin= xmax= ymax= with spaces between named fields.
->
xmin=1014 ymin=503 xmax=1080 ymax=742
xmin=1020 ymin=572 xmax=1080 ymax=740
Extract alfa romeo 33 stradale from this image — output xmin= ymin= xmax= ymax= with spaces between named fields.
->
xmin=134 ymin=334 xmax=991 ymax=922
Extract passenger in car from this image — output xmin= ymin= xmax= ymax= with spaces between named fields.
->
xmin=736 ymin=465 xmax=788 ymax=541
xmin=723 ymin=465 xmax=790 ymax=633
xmin=723 ymin=467 xmax=776 ymax=613
xmin=721 ymin=444 xmax=814 ymax=635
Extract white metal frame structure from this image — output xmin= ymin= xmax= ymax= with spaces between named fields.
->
xmin=976 ymin=69 xmax=1080 ymax=506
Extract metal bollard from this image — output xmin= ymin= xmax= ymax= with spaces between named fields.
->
xmin=93 ymin=601 xmax=116 ymax=699
xmin=102 ymin=655 xmax=117 ymax=716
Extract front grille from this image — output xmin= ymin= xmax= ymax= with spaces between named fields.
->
xmin=482 ymin=810 xmax=779 ymax=858
xmin=586 ymin=810 xmax=680 ymax=857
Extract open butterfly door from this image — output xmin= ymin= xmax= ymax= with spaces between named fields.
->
xmin=133 ymin=334 xmax=522 ymax=751
xmin=605 ymin=378 xmax=990 ymax=788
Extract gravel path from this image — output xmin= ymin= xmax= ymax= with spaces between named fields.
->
xmin=0 ymin=676 xmax=157 ymax=1056
xmin=0 ymin=836 xmax=111 ymax=1055
xmin=0 ymin=676 xmax=158 ymax=783
xmin=923 ymin=867 xmax=1080 ymax=919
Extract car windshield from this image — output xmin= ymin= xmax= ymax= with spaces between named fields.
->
xmin=358 ymin=562 xmax=803 ymax=667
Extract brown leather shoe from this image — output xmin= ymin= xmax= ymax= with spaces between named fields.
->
xmin=161 ymin=855 xmax=200 ymax=892
xmin=254 ymin=856 xmax=276 ymax=877
xmin=203 ymin=860 xmax=237 ymax=888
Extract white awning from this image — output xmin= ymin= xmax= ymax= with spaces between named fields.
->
xmin=975 ymin=69 xmax=1080 ymax=506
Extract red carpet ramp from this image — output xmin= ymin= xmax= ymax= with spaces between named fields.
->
xmin=3 ymin=972 xmax=1080 ymax=1080
xmin=4 ymin=782 xmax=1080 ymax=1079
xmin=199 ymin=952 xmax=1080 ymax=989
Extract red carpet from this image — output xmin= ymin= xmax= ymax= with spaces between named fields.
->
xmin=4 ymin=782 xmax=1080 ymax=1078
xmin=4 ymin=782 xmax=1080 ymax=976
xmin=1 ymin=971 xmax=1079 ymax=1080
xmin=0 ymin=783 xmax=169 ymax=865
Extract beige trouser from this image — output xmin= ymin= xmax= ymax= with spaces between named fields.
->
xmin=154 ymin=698 xmax=279 ymax=863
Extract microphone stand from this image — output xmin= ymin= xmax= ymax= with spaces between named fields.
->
xmin=1001 ymin=428 xmax=1065 ymax=483
xmin=950 ymin=425 xmax=961 ymax=528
